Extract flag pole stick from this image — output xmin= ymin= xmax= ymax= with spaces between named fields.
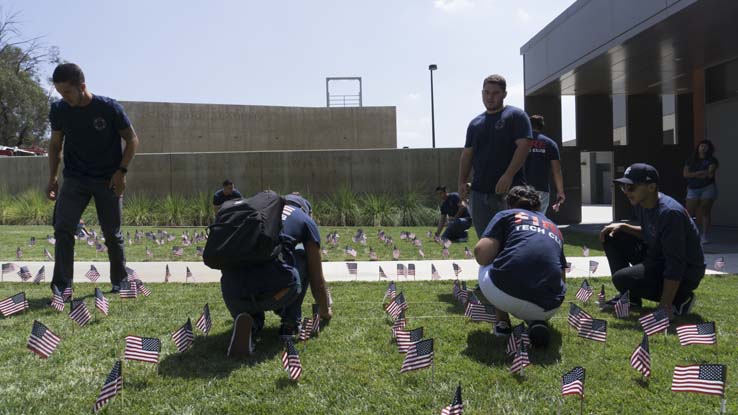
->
xmin=557 ymin=399 xmax=562 ymax=415
xmin=579 ymin=396 xmax=584 ymax=415
xmin=721 ymin=398 xmax=726 ymax=415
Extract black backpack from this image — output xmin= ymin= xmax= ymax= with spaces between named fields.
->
xmin=203 ymin=191 xmax=285 ymax=270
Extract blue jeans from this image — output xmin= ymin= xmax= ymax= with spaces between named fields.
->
xmin=470 ymin=191 xmax=507 ymax=238
xmin=52 ymin=176 xmax=126 ymax=291
xmin=442 ymin=217 xmax=471 ymax=241
xmin=537 ymin=191 xmax=550 ymax=214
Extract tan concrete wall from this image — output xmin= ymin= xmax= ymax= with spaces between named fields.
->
xmin=121 ymin=101 xmax=397 ymax=153
xmin=0 ymin=148 xmax=462 ymax=198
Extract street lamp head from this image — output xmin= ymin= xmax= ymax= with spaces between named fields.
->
xmin=429 ymin=64 xmax=437 ymax=71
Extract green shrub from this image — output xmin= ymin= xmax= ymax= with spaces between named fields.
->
xmin=396 ymin=191 xmax=436 ymax=226
xmin=359 ymin=193 xmax=398 ymax=227
xmin=156 ymin=194 xmax=187 ymax=226
xmin=123 ymin=193 xmax=154 ymax=226
xmin=6 ymin=189 xmax=53 ymax=225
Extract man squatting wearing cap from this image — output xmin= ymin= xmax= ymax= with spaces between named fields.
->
xmin=599 ymin=163 xmax=705 ymax=319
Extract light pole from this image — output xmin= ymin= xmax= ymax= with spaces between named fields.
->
xmin=428 ymin=64 xmax=437 ymax=148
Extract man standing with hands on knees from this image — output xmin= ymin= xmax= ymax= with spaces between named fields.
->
xmin=458 ymin=74 xmax=532 ymax=237
xmin=47 ymin=63 xmax=139 ymax=295
xmin=599 ymin=163 xmax=704 ymax=318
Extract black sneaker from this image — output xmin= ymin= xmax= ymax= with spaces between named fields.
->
xmin=110 ymin=285 xmax=120 ymax=294
xmin=599 ymin=294 xmax=641 ymax=310
xmin=528 ymin=321 xmax=550 ymax=348
xmin=228 ymin=313 xmax=255 ymax=358
xmin=278 ymin=323 xmax=301 ymax=342
xmin=673 ymin=293 xmax=696 ymax=316
xmin=493 ymin=321 xmax=512 ymax=337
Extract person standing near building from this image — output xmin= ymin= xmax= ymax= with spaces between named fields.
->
xmin=47 ymin=63 xmax=139 ymax=294
xmin=683 ymin=140 xmax=719 ymax=244
xmin=524 ymin=115 xmax=565 ymax=214
xmin=458 ymin=74 xmax=533 ymax=237
xmin=213 ymin=179 xmax=243 ymax=213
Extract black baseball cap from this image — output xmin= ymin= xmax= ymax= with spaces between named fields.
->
xmin=613 ymin=163 xmax=659 ymax=185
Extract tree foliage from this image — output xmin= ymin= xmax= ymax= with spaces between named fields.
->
xmin=0 ymin=9 xmax=59 ymax=148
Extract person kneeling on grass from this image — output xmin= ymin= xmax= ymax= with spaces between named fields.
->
xmin=474 ymin=186 xmax=567 ymax=348
xmin=221 ymin=194 xmax=332 ymax=358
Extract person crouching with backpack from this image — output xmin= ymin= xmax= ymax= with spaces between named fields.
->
xmin=219 ymin=192 xmax=332 ymax=357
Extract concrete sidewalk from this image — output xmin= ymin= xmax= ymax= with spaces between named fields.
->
xmin=1 ymin=254 xmax=734 ymax=284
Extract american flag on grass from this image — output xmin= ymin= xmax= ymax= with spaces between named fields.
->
xmin=589 ymin=260 xmax=599 ymax=273
xmin=186 ymin=267 xmax=195 ymax=281
xmin=385 ymin=292 xmax=408 ymax=320
xmin=676 ymin=322 xmax=717 ymax=346
xmin=400 ymin=338 xmax=434 ymax=373
xmin=282 ymin=341 xmax=303 ymax=381
xmin=578 ymin=318 xmax=607 ymax=342
xmin=466 ymin=303 xmax=496 ymax=323
xmin=0 ymin=292 xmax=28 ymax=317
xmin=638 ymin=308 xmax=670 ymax=336
xmin=196 ymin=303 xmax=212 ymax=335
xmin=431 ymin=264 xmax=441 ymax=280
xmin=33 ymin=266 xmax=46 ymax=284
xmin=43 ymin=248 xmax=54 ymax=261
xmin=27 ymin=320 xmax=61 ymax=359
xmin=346 ymin=262 xmax=358 ymax=277
xmin=134 ymin=279 xmax=151 ymax=297
xmin=93 ymin=360 xmax=122 ymax=413
xmin=195 ymin=246 xmax=204 ymax=257
xmin=125 ymin=266 xmax=139 ymax=280
xmin=510 ymin=342 xmax=530 ymax=375
xmin=575 ymin=279 xmax=593 ymax=302
xmin=69 ymin=299 xmax=92 ymax=327
xmin=29 ymin=236 xmax=36 ymax=247
xmin=391 ymin=312 xmax=406 ymax=338
xmin=50 ymin=285 xmax=64 ymax=312
xmin=299 ymin=317 xmax=314 ymax=341
xmin=171 ymin=318 xmax=195 ymax=353
xmin=452 ymin=279 xmax=461 ymax=300
xmin=597 ymin=285 xmax=606 ymax=305
xmin=413 ymin=238 xmax=422 ymax=247
xmin=378 ymin=266 xmax=388 ymax=279
xmin=396 ymin=264 xmax=406 ymax=279
xmin=62 ymin=287 xmax=73 ymax=301
xmin=1 ymin=262 xmax=17 ymax=273
xmin=506 ymin=323 xmax=531 ymax=356
xmin=119 ymin=281 xmax=138 ymax=299
xmin=17 ymin=266 xmax=32 ymax=281
xmin=418 ymin=248 xmax=425 ymax=259
xmin=145 ymin=246 xmax=153 ymax=258
xmin=16 ymin=246 xmax=22 ymax=259
xmin=165 ymin=264 xmax=171 ymax=282
xmin=125 ymin=335 xmax=161 ymax=364
xmin=615 ymin=290 xmax=630 ymax=318
xmin=562 ymin=367 xmax=585 ymax=397
xmin=383 ymin=281 xmax=397 ymax=302
xmin=457 ymin=281 xmax=469 ymax=305
xmin=630 ymin=333 xmax=651 ymax=378
xmin=441 ymin=384 xmax=463 ymax=415
xmin=172 ymin=246 xmax=184 ymax=256
xmin=396 ymin=327 xmax=424 ymax=353
xmin=567 ymin=303 xmax=592 ymax=330
xmin=95 ymin=288 xmax=109 ymax=316
xmin=671 ymin=364 xmax=726 ymax=397
xmin=85 ymin=265 xmax=101 ymax=282
xmin=442 ymin=247 xmax=449 ymax=259
xmin=310 ymin=304 xmax=321 ymax=337
xmin=452 ymin=262 xmax=462 ymax=277
xmin=392 ymin=246 xmax=400 ymax=260
xmin=369 ymin=248 xmax=378 ymax=261
xmin=464 ymin=246 xmax=473 ymax=259
xmin=407 ymin=264 xmax=416 ymax=279
xmin=582 ymin=246 xmax=589 ymax=257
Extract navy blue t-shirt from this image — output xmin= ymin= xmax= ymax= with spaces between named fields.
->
xmin=440 ymin=192 xmax=470 ymax=219
xmin=281 ymin=204 xmax=321 ymax=255
xmin=524 ymin=132 xmax=561 ymax=192
xmin=684 ymin=156 xmax=718 ymax=189
xmin=213 ymin=189 xmax=243 ymax=206
xmin=482 ymin=208 xmax=567 ymax=310
xmin=634 ymin=193 xmax=704 ymax=282
xmin=49 ymin=95 xmax=131 ymax=180
xmin=464 ymin=106 xmax=533 ymax=193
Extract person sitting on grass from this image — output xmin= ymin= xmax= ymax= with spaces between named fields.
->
xmin=474 ymin=186 xmax=567 ymax=348
xmin=222 ymin=193 xmax=332 ymax=358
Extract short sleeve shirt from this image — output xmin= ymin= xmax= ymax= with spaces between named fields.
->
xmin=281 ymin=204 xmax=321 ymax=257
xmin=440 ymin=192 xmax=470 ymax=218
xmin=464 ymin=106 xmax=533 ymax=193
xmin=213 ymin=189 xmax=243 ymax=206
xmin=482 ymin=208 xmax=567 ymax=310
xmin=524 ymin=132 xmax=561 ymax=192
xmin=49 ymin=95 xmax=131 ymax=180
xmin=684 ymin=156 xmax=718 ymax=189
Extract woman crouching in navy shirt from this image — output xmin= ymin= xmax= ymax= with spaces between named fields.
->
xmin=474 ymin=186 xmax=567 ymax=348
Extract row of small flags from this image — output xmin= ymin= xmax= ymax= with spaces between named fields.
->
xmin=382 ymin=287 xmax=435 ymax=374
xmin=347 ymin=262 xmax=464 ymax=280
xmin=0 ymin=263 xmax=196 ymax=284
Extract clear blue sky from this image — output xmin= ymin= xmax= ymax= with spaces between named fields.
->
xmin=4 ymin=0 xmax=576 ymax=148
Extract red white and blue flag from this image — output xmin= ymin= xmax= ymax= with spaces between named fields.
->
xmin=562 ymin=367 xmax=585 ymax=397
xmin=510 ymin=342 xmax=530 ymax=375
xmin=396 ymin=264 xmax=406 ymax=279
xmin=69 ymin=299 xmax=92 ymax=327
xmin=396 ymin=327 xmax=424 ymax=353
xmin=630 ymin=333 xmax=651 ymax=378
xmin=431 ymin=264 xmax=441 ymax=280
xmin=614 ymin=290 xmax=630 ymax=319
xmin=93 ymin=360 xmax=122 ymax=413
xmin=33 ymin=266 xmax=46 ymax=284
xmin=407 ymin=264 xmax=416 ymax=279
xmin=124 ymin=335 xmax=161 ymax=364
xmin=171 ymin=318 xmax=194 ymax=353
xmin=27 ymin=320 xmax=61 ymax=359
xmin=85 ymin=265 xmax=101 ymax=282
xmin=385 ymin=292 xmax=408 ymax=320
xmin=196 ymin=303 xmax=212 ymax=335
xmin=578 ymin=318 xmax=607 ymax=342
xmin=575 ymin=279 xmax=593 ymax=302
xmin=638 ymin=308 xmax=670 ymax=336
xmin=676 ymin=322 xmax=717 ymax=346
xmin=50 ymin=285 xmax=65 ymax=312
xmin=671 ymin=364 xmax=726 ymax=397
xmin=282 ymin=341 xmax=303 ymax=381
xmin=567 ymin=303 xmax=592 ymax=331
xmin=440 ymin=384 xmax=463 ymax=415
xmin=0 ymin=292 xmax=29 ymax=317
xmin=95 ymin=288 xmax=109 ymax=316
xmin=400 ymin=338 xmax=434 ymax=373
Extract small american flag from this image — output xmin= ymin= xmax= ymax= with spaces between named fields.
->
xmin=442 ymin=247 xmax=450 ymax=259
xmin=165 ymin=264 xmax=171 ymax=282
xmin=124 ymin=335 xmax=161 ymax=364
xmin=1 ymin=262 xmax=17 ymax=273
xmin=396 ymin=327 xmax=424 ymax=353
xmin=385 ymin=292 xmax=408 ymax=320
xmin=567 ymin=303 xmax=592 ymax=330
xmin=464 ymin=246 xmax=473 ymax=259
xmin=119 ymin=281 xmax=138 ymax=299
xmin=369 ymin=248 xmax=378 ymax=261
xmin=310 ymin=304 xmax=321 ymax=337
xmin=458 ymin=281 xmax=469 ymax=305
xmin=49 ymin=286 xmax=64 ymax=311
xmin=186 ymin=266 xmax=194 ymax=281
xmin=671 ymin=364 xmax=726 ymax=397
xmin=452 ymin=279 xmax=460 ymax=299
xmin=407 ymin=264 xmax=416 ymax=279
xmin=452 ymin=263 xmax=462 ymax=276
xmin=378 ymin=266 xmax=388 ymax=279
xmin=431 ymin=264 xmax=441 ymax=280
xmin=676 ymin=322 xmax=717 ymax=346
xmin=299 ymin=317 xmax=314 ymax=341
xmin=136 ymin=280 xmax=152 ymax=297
xmin=43 ymin=247 xmax=54 ymax=261
xmin=87 ymin=238 xmax=95 ymax=247
xmin=171 ymin=318 xmax=195 ymax=353
xmin=346 ymin=262 xmax=358 ymax=277
xmin=510 ymin=342 xmax=530 ymax=375
xmin=125 ymin=266 xmax=139 ymax=280
xmin=565 ymin=262 xmax=572 ymax=273
xmin=33 ymin=266 xmax=46 ymax=284
xmin=391 ymin=312 xmax=406 ymax=338
xmin=383 ymin=281 xmax=397 ymax=302
xmin=418 ymin=248 xmax=425 ymax=259
xmin=506 ymin=323 xmax=530 ymax=356
xmin=47 ymin=234 xmax=56 ymax=245
xmin=443 ymin=239 xmax=452 ymax=248
xmin=588 ymin=260 xmax=599 ymax=273
xmin=17 ymin=266 xmax=32 ymax=281
xmin=85 ymin=265 xmax=101 ymax=282
xmin=195 ymin=246 xmax=204 ymax=256
xmin=615 ymin=290 xmax=630 ymax=318
xmin=713 ymin=256 xmax=725 ymax=271
xmin=465 ymin=303 xmax=496 ymax=323
xmin=196 ymin=303 xmax=212 ymax=335
xmin=27 ymin=320 xmax=61 ymax=359
xmin=145 ymin=246 xmax=153 ymax=258
xmin=0 ymin=292 xmax=29 ymax=317
xmin=413 ymin=238 xmax=422 ymax=247
xmin=62 ymin=286 xmax=73 ymax=301
xmin=172 ymin=246 xmax=183 ymax=256
xmin=93 ymin=360 xmax=122 ymax=413
xmin=441 ymin=384 xmax=463 ymax=415
xmin=69 ymin=299 xmax=92 ymax=326
xmin=392 ymin=246 xmax=400 ymax=260
xmin=396 ymin=264 xmax=406 ymax=279
xmin=29 ymin=236 xmax=36 ymax=247
xmin=597 ymin=285 xmax=605 ymax=305
xmin=96 ymin=242 xmax=107 ymax=253
xmin=582 ymin=245 xmax=589 ymax=257
xmin=575 ymin=279 xmax=593 ymax=302
xmin=282 ymin=341 xmax=303 ymax=381
xmin=630 ymin=333 xmax=651 ymax=378
xmin=638 ymin=308 xmax=670 ymax=336
xmin=562 ymin=367 xmax=585 ymax=397
xmin=95 ymin=288 xmax=109 ymax=316
xmin=400 ymin=338 xmax=434 ymax=373
xmin=16 ymin=246 xmax=23 ymax=259
xmin=578 ymin=318 xmax=607 ymax=342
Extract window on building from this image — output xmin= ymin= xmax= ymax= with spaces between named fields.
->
xmin=612 ymin=95 xmax=627 ymax=146
xmin=662 ymin=94 xmax=677 ymax=145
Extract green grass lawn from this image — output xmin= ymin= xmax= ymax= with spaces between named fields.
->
xmin=0 ymin=225 xmax=604 ymax=263
xmin=0 ymin=275 xmax=735 ymax=414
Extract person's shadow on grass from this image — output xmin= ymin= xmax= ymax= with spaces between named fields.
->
xmin=462 ymin=328 xmax=562 ymax=367
xmin=437 ymin=293 xmax=463 ymax=314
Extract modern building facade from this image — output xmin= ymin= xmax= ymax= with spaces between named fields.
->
xmin=521 ymin=0 xmax=737 ymax=226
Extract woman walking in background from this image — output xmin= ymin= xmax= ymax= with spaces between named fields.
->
xmin=683 ymin=140 xmax=719 ymax=244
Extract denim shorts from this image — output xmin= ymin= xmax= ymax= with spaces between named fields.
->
xmin=687 ymin=183 xmax=717 ymax=200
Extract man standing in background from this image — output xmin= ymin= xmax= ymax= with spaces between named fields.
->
xmin=525 ymin=115 xmax=565 ymax=214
